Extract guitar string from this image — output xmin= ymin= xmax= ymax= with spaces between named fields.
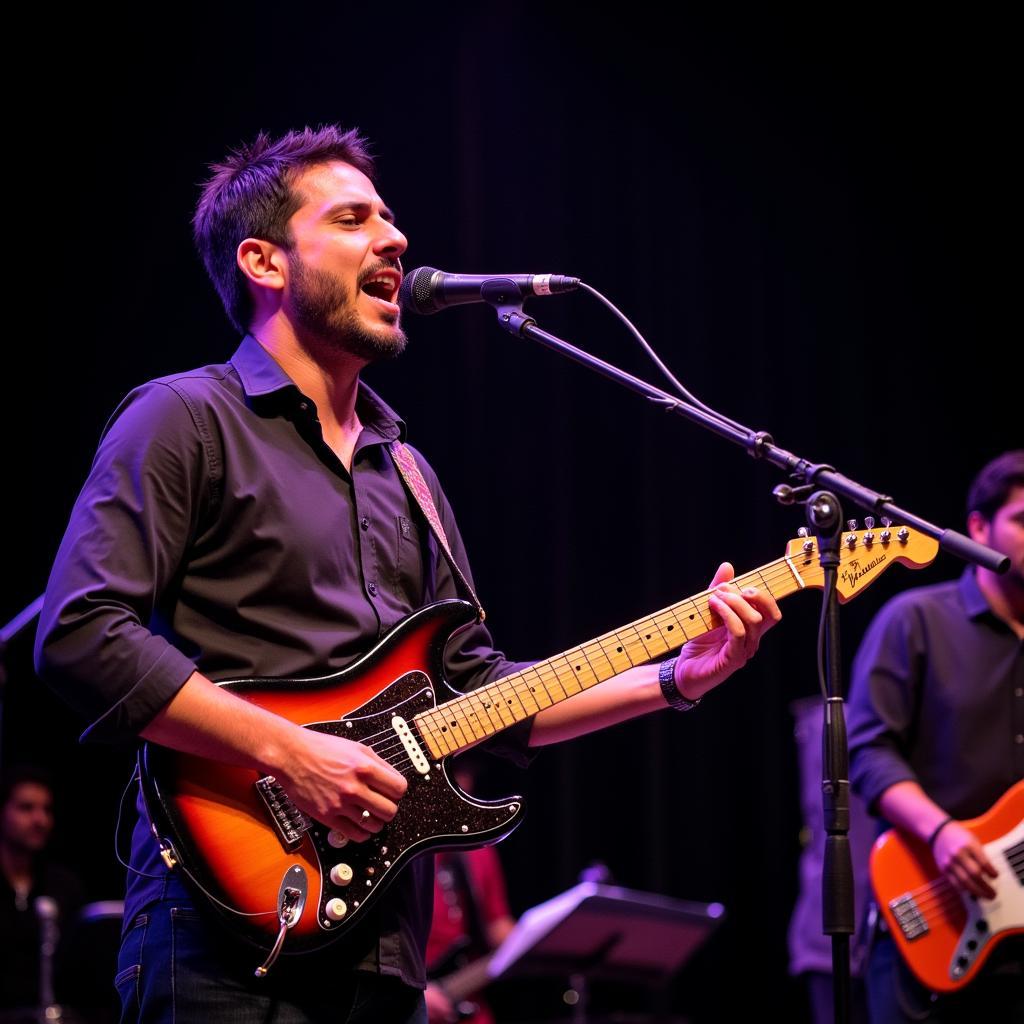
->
xmin=890 ymin=875 xmax=1004 ymax=929
xmin=282 ymin=541 xmax=910 ymax=780
xmin=903 ymin=877 xmax=997 ymax=914
xmin=322 ymin=543 xmax=901 ymax=766
xmin=389 ymin=557 xmax=805 ymax=756
xmin=894 ymin=847 xmax=1010 ymax=904
xmin=152 ymin=537 xmax=925 ymax=927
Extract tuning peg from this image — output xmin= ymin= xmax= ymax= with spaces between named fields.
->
xmin=797 ymin=527 xmax=809 ymax=537
xmin=865 ymin=516 xmax=875 ymax=530
xmin=847 ymin=519 xmax=859 ymax=531
xmin=880 ymin=517 xmax=892 ymax=528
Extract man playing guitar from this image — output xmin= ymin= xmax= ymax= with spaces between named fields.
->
xmin=849 ymin=450 xmax=1024 ymax=1023
xmin=34 ymin=125 xmax=781 ymax=1024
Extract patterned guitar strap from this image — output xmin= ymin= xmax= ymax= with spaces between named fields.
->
xmin=388 ymin=441 xmax=486 ymax=623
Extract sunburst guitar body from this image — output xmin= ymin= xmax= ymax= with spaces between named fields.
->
xmin=141 ymin=526 xmax=938 ymax=971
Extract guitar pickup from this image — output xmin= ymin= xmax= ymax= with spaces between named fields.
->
xmin=889 ymin=894 xmax=929 ymax=941
xmin=254 ymin=776 xmax=311 ymax=852
xmin=391 ymin=716 xmax=430 ymax=775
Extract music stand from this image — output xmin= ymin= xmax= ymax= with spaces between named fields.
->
xmin=488 ymin=881 xmax=725 ymax=1023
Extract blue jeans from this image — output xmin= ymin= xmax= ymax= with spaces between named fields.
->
xmin=115 ymin=900 xmax=427 ymax=1023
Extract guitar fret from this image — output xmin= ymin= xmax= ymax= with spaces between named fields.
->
xmin=521 ymin=665 xmax=555 ymax=709
xmin=571 ymin=647 xmax=601 ymax=688
xmin=452 ymin=697 xmax=485 ymax=741
xmin=585 ymin=640 xmax=617 ymax=677
xmin=496 ymin=677 xmax=529 ymax=718
xmin=556 ymin=654 xmax=588 ymax=694
xmin=412 ymin=551 xmax=911 ymax=756
xmin=545 ymin=660 xmax=572 ymax=699
xmin=754 ymin=569 xmax=774 ymax=596
xmin=461 ymin=701 xmax=490 ymax=740
xmin=441 ymin=704 xmax=476 ymax=747
xmin=653 ymin=611 xmax=682 ymax=649
xmin=691 ymin=599 xmax=712 ymax=632
xmin=421 ymin=709 xmax=455 ymax=757
xmin=472 ymin=690 xmax=509 ymax=732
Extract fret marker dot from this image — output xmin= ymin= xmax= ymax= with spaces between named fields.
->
xmin=646 ymin=634 xmax=651 ymax=640
xmin=667 ymin=625 xmax=674 ymax=631
xmin=616 ymin=647 xmax=622 ymax=653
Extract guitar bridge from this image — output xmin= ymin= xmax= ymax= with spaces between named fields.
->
xmin=254 ymin=776 xmax=311 ymax=852
xmin=889 ymin=894 xmax=929 ymax=941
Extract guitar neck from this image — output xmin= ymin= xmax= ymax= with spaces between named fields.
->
xmin=413 ymin=554 xmax=806 ymax=759
xmin=439 ymin=953 xmax=495 ymax=1004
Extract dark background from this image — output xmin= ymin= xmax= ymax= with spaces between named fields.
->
xmin=3 ymin=7 xmax=1019 ymax=1020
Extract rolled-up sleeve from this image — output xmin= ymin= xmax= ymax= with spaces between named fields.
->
xmin=34 ymin=382 xmax=212 ymax=743
xmin=848 ymin=594 xmax=922 ymax=814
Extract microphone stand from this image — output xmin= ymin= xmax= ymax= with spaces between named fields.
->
xmin=478 ymin=280 xmax=1007 ymax=1024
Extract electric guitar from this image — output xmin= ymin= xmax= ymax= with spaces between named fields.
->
xmin=428 ymin=935 xmax=495 ymax=1021
xmin=141 ymin=525 xmax=938 ymax=972
xmin=870 ymin=780 xmax=1024 ymax=993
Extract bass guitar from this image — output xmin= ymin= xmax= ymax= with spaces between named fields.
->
xmin=141 ymin=526 xmax=938 ymax=973
xmin=870 ymin=780 xmax=1024 ymax=993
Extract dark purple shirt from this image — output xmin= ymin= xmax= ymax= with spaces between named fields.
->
xmin=34 ymin=335 xmax=533 ymax=987
xmin=848 ymin=568 xmax=1024 ymax=823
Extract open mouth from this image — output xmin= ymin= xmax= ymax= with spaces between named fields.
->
xmin=360 ymin=268 xmax=402 ymax=311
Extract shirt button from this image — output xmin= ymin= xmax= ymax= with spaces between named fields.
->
xmin=1017 ymin=687 xmax=1024 ymax=698
xmin=367 ymin=582 xmax=378 ymax=597
xmin=1017 ymin=734 xmax=1024 ymax=745
xmin=360 ymin=517 xmax=370 ymax=531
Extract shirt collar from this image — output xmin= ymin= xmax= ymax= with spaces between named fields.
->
xmin=958 ymin=567 xmax=994 ymax=620
xmin=229 ymin=334 xmax=407 ymax=442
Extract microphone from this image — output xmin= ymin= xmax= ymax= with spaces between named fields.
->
xmin=35 ymin=896 xmax=59 ymax=1012
xmin=399 ymin=266 xmax=580 ymax=315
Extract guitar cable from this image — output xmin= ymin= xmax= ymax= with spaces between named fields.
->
xmin=114 ymin=762 xmax=278 ymax=918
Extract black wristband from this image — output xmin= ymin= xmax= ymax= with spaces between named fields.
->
xmin=927 ymin=816 xmax=953 ymax=850
xmin=659 ymin=657 xmax=702 ymax=712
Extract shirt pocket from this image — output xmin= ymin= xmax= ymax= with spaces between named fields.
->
xmin=393 ymin=514 xmax=425 ymax=606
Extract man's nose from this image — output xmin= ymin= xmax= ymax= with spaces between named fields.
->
xmin=374 ymin=220 xmax=407 ymax=259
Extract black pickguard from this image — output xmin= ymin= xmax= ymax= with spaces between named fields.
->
xmin=302 ymin=671 xmax=523 ymax=939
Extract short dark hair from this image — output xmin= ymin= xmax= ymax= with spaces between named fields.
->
xmin=193 ymin=125 xmax=376 ymax=333
xmin=967 ymin=450 xmax=1024 ymax=521
xmin=0 ymin=764 xmax=54 ymax=812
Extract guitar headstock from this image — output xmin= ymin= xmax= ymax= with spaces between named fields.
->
xmin=785 ymin=522 xmax=939 ymax=603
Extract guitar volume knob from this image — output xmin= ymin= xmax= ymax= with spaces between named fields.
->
xmin=330 ymin=863 xmax=353 ymax=886
xmin=327 ymin=830 xmax=349 ymax=849
xmin=325 ymin=898 xmax=348 ymax=921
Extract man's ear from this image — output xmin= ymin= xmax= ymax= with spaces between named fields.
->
xmin=237 ymin=237 xmax=287 ymax=294
xmin=967 ymin=509 xmax=990 ymax=546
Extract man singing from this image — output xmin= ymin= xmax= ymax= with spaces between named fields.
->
xmin=36 ymin=125 xmax=781 ymax=1022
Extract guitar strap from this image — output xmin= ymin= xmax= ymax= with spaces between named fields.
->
xmin=387 ymin=441 xmax=486 ymax=622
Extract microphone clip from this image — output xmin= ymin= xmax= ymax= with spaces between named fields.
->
xmin=480 ymin=279 xmax=536 ymax=338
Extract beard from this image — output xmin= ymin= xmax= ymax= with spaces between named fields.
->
xmin=288 ymin=253 xmax=407 ymax=363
